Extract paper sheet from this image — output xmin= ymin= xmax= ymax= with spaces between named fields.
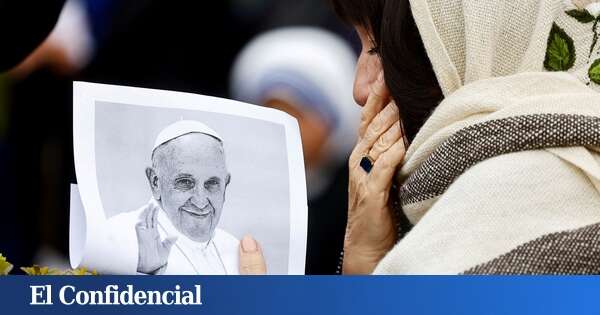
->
xmin=70 ymin=82 xmax=307 ymax=275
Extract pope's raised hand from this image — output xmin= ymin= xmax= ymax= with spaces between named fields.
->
xmin=135 ymin=203 xmax=177 ymax=274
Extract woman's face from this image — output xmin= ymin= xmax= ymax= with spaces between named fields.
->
xmin=353 ymin=26 xmax=383 ymax=106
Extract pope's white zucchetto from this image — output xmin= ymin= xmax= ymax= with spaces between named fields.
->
xmin=152 ymin=120 xmax=223 ymax=153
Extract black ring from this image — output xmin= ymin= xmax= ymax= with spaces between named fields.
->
xmin=360 ymin=156 xmax=374 ymax=173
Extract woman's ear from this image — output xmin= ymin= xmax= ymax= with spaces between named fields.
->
xmin=145 ymin=167 xmax=161 ymax=200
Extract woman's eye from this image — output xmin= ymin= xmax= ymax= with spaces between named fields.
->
xmin=175 ymin=178 xmax=195 ymax=190
xmin=367 ymin=46 xmax=379 ymax=56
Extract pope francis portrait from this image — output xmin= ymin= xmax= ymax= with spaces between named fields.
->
xmin=107 ymin=120 xmax=239 ymax=275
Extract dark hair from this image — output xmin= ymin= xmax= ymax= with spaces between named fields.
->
xmin=330 ymin=0 xmax=443 ymax=143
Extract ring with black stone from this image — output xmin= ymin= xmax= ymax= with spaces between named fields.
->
xmin=360 ymin=156 xmax=374 ymax=173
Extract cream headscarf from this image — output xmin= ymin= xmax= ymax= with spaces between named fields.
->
xmin=375 ymin=0 xmax=600 ymax=274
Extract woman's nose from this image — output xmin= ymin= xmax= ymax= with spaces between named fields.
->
xmin=353 ymin=75 xmax=370 ymax=106
xmin=353 ymin=57 xmax=370 ymax=106
xmin=353 ymin=53 xmax=383 ymax=106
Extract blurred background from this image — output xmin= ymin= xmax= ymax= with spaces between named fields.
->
xmin=0 ymin=0 xmax=361 ymax=274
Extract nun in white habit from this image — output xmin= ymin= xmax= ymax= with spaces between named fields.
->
xmin=107 ymin=120 xmax=239 ymax=275
xmin=231 ymin=27 xmax=359 ymax=273
xmin=231 ymin=26 xmax=359 ymax=200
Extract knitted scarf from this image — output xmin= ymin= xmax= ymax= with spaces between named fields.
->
xmin=374 ymin=0 xmax=600 ymax=274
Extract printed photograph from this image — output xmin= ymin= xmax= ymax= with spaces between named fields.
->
xmin=98 ymin=103 xmax=290 ymax=275
xmin=71 ymin=83 xmax=307 ymax=275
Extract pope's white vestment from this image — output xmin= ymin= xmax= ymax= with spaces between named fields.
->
xmin=106 ymin=200 xmax=239 ymax=275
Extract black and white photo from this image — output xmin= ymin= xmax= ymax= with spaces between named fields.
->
xmin=70 ymin=82 xmax=307 ymax=275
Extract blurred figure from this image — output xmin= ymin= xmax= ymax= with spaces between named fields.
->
xmin=0 ymin=0 xmax=66 ymax=72
xmin=0 ymin=0 xmax=68 ymax=269
xmin=9 ymin=0 xmax=95 ymax=78
xmin=231 ymin=27 xmax=359 ymax=274
xmin=2 ymin=0 xmax=101 ymax=271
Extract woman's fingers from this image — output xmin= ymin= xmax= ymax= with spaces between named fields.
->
xmin=368 ymin=123 xmax=402 ymax=161
xmin=358 ymin=72 xmax=390 ymax=138
xmin=369 ymin=138 xmax=407 ymax=193
xmin=239 ymin=235 xmax=267 ymax=275
xmin=354 ymin=102 xmax=400 ymax=158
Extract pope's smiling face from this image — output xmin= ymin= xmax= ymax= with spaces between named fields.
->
xmin=147 ymin=133 xmax=230 ymax=242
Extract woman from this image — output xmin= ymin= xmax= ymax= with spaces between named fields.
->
xmin=240 ymin=0 xmax=600 ymax=275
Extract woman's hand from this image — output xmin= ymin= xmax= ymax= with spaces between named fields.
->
xmin=344 ymin=72 xmax=406 ymax=274
xmin=239 ymin=235 xmax=267 ymax=275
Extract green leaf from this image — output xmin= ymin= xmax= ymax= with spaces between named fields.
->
xmin=544 ymin=23 xmax=576 ymax=71
xmin=566 ymin=9 xmax=595 ymax=23
xmin=588 ymin=59 xmax=600 ymax=84
xmin=0 ymin=254 xmax=13 ymax=275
